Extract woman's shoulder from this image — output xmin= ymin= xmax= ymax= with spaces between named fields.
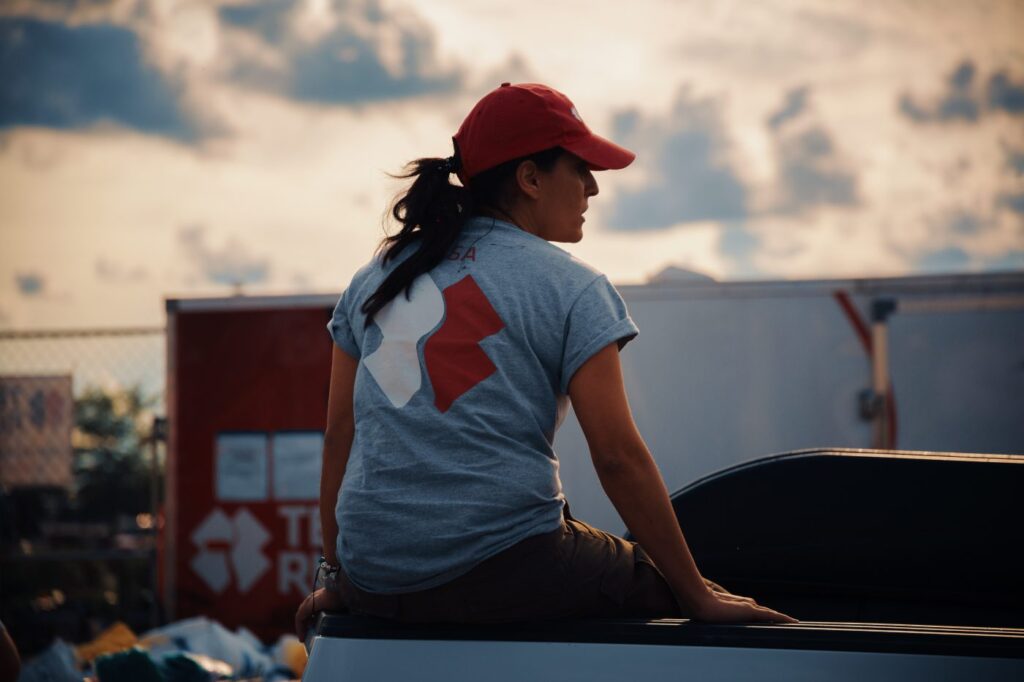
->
xmin=517 ymin=239 xmax=608 ymax=301
xmin=347 ymin=246 xmax=412 ymax=288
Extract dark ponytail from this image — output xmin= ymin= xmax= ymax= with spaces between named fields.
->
xmin=361 ymin=146 xmax=564 ymax=322
xmin=360 ymin=156 xmax=469 ymax=322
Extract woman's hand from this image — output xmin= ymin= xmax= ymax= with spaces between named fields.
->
xmin=690 ymin=589 xmax=798 ymax=624
xmin=703 ymin=577 xmax=735 ymax=596
xmin=295 ymin=588 xmax=346 ymax=639
xmin=703 ymin=578 xmax=756 ymax=604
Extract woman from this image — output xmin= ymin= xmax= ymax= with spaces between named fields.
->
xmin=296 ymin=83 xmax=795 ymax=632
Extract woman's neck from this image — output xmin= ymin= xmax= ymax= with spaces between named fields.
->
xmin=477 ymin=205 xmax=541 ymax=237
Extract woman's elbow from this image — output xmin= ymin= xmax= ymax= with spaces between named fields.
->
xmin=591 ymin=443 xmax=649 ymax=480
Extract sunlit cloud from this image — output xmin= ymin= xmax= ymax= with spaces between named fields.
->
xmin=716 ymin=225 xmax=766 ymax=279
xmin=604 ymin=83 xmax=860 ymax=233
xmin=608 ymin=88 xmax=749 ymax=230
xmin=1 ymin=0 xmax=1021 ymax=330
xmin=219 ymin=0 xmax=463 ymax=104
xmin=0 ymin=17 xmax=198 ymax=140
xmin=0 ymin=0 xmax=467 ymax=146
xmin=987 ymin=70 xmax=1024 ymax=116
xmin=177 ymin=225 xmax=271 ymax=288
xmin=982 ymin=250 xmax=1024 ymax=270
xmin=943 ymin=211 xmax=987 ymax=236
xmin=1005 ymin=146 xmax=1024 ymax=175
xmin=766 ymin=86 xmax=809 ymax=131
xmin=900 ymin=60 xmax=1024 ymax=125
xmin=915 ymin=245 xmax=970 ymax=273
xmin=771 ymin=121 xmax=859 ymax=213
xmin=998 ymin=192 xmax=1024 ymax=216
xmin=900 ymin=61 xmax=981 ymax=124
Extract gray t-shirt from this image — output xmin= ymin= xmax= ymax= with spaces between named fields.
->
xmin=328 ymin=216 xmax=638 ymax=593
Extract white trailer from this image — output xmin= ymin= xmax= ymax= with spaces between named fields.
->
xmin=167 ymin=272 xmax=1024 ymax=544
xmin=554 ymin=271 xmax=1024 ymax=534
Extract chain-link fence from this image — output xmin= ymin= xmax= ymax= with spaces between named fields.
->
xmin=0 ymin=327 xmax=167 ymax=653
xmin=0 ymin=327 xmax=164 ymax=491
xmin=0 ymin=326 xmax=165 ymax=399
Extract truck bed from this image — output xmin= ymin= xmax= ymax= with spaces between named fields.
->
xmin=305 ymin=613 xmax=1024 ymax=681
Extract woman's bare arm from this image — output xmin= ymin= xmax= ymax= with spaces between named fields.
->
xmin=319 ymin=345 xmax=358 ymax=566
xmin=568 ymin=343 xmax=795 ymax=623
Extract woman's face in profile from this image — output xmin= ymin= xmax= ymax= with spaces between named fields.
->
xmin=532 ymin=152 xmax=600 ymax=244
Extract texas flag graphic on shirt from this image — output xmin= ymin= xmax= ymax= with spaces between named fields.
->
xmin=362 ymin=273 xmax=505 ymax=412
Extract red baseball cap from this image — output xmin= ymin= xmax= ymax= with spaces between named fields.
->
xmin=453 ymin=82 xmax=636 ymax=184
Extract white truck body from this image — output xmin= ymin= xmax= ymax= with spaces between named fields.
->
xmin=553 ymin=272 xmax=1024 ymax=534
xmin=303 ymin=618 xmax=1024 ymax=681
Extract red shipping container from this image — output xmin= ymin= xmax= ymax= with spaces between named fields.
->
xmin=164 ymin=295 xmax=336 ymax=638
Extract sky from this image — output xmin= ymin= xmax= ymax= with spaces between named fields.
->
xmin=1 ymin=0 xmax=1022 ymax=330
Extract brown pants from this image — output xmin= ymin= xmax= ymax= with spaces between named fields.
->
xmin=337 ymin=508 xmax=681 ymax=623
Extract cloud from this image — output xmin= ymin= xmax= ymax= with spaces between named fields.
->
xmin=95 ymin=258 xmax=148 ymax=283
xmin=219 ymin=0 xmax=292 ymax=44
xmin=900 ymin=60 xmax=1024 ymax=124
xmin=177 ymin=225 xmax=270 ymax=288
xmin=0 ymin=1 xmax=125 ymax=23
xmin=982 ymin=250 xmax=1024 ymax=271
xmin=0 ymin=18 xmax=198 ymax=140
xmin=945 ymin=210 xmax=986 ymax=236
xmin=899 ymin=60 xmax=980 ymax=124
xmin=778 ymin=127 xmax=857 ymax=208
xmin=766 ymin=86 xmax=809 ymax=131
xmin=0 ymin=0 xmax=464 ymax=145
xmin=15 ymin=271 xmax=45 ymax=296
xmin=717 ymin=225 xmax=765 ymax=279
xmin=988 ymin=70 xmax=1024 ymax=115
xmin=767 ymin=88 xmax=859 ymax=213
xmin=1005 ymin=146 xmax=1024 ymax=176
xmin=608 ymin=88 xmax=748 ymax=230
xmin=220 ymin=0 xmax=462 ymax=104
xmin=606 ymin=85 xmax=858 ymax=230
xmin=998 ymin=192 xmax=1024 ymax=216
xmin=915 ymin=246 xmax=970 ymax=273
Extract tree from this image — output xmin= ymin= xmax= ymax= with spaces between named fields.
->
xmin=72 ymin=385 xmax=159 ymax=523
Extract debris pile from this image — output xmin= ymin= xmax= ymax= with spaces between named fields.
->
xmin=18 ymin=617 xmax=306 ymax=682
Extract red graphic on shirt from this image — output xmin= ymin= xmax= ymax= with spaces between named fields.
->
xmin=423 ymin=275 xmax=505 ymax=412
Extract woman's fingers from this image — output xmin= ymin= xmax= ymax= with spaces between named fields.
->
xmin=750 ymin=603 xmax=799 ymax=623
xmin=703 ymin=578 xmax=727 ymax=593
xmin=294 ymin=591 xmax=318 ymax=638
xmin=703 ymin=579 xmax=759 ymax=606
xmin=692 ymin=592 xmax=799 ymax=624
xmin=295 ymin=588 xmax=348 ymax=638
xmin=719 ymin=592 xmax=757 ymax=605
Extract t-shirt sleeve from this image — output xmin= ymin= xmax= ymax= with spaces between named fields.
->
xmin=559 ymin=275 xmax=639 ymax=393
xmin=327 ymin=288 xmax=361 ymax=358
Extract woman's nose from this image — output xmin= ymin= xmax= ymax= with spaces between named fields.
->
xmin=585 ymin=170 xmax=599 ymax=197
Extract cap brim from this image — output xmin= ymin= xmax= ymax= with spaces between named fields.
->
xmin=564 ymin=133 xmax=636 ymax=171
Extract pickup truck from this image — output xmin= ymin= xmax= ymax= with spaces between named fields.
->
xmin=302 ymin=449 xmax=1024 ymax=680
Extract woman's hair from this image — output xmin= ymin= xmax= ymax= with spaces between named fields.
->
xmin=360 ymin=146 xmax=564 ymax=322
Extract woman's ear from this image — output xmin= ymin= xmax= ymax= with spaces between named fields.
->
xmin=514 ymin=160 xmax=542 ymax=199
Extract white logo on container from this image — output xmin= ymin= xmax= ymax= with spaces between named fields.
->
xmin=189 ymin=508 xmax=270 ymax=594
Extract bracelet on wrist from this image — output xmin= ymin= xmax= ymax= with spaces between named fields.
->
xmin=318 ymin=557 xmax=342 ymax=593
